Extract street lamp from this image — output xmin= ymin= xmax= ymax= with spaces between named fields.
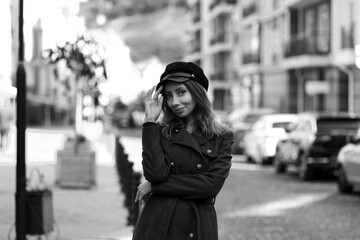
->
xmin=15 ymin=0 xmax=27 ymax=239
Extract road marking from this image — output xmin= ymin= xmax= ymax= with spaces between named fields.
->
xmin=224 ymin=192 xmax=332 ymax=218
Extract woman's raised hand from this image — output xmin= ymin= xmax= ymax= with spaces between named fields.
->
xmin=144 ymin=85 xmax=163 ymax=122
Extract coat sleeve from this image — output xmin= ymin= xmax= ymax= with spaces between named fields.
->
xmin=151 ymin=131 xmax=234 ymax=199
xmin=141 ymin=122 xmax=171 ymax=183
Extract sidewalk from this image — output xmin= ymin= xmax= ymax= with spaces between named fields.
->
xmin=0 ymin=124 xmax=140 ymax=240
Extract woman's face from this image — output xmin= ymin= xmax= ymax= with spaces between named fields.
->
xmin=164 ymin=81 xmax=196 ymax=119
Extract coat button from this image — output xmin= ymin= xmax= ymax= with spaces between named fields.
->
xmin=207 ymin=149 xmax=212 ymax=153
xmin=196 ymin=164 xmax=202 ymax=170
xmin=189 ymin=233 xmax=194 ymax=238
xmin=170 ymin=162 xmax=175 ymax=167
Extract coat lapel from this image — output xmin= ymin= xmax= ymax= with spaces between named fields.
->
xmin=172 ymin=128 xmax=203 ymax=156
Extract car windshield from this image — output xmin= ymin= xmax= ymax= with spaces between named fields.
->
xmin=243 ymin=114 xmax=265 ymax=124
xmin=272 ymin=122 xmax=292 ymax=129
xmin=317 ymin=119 xmax=360 ymax=135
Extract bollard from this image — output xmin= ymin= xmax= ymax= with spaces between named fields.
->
xmin=114 ymin=136 xmax=142 ymax=226
xmin=128 ymin=171 xmax=142 ymax=226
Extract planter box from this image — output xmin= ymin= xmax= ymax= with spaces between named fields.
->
xmin=55 ymin=139 xmax=96 ymax=189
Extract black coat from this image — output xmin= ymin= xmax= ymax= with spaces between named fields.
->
xmin=132 ymin=123 xmax=233 ymax=240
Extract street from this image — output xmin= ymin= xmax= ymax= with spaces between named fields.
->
xmin=217 ymin=161 xmax=360 ymax=240
xmin=1 ymin=127 xmax=360 ymax=239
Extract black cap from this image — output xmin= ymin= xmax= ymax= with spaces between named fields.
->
xmin=156 ymin=62 xmax=209 ymax=91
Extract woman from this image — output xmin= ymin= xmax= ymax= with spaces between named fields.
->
xmin=133 ymin=61 xmax=233 ymax=240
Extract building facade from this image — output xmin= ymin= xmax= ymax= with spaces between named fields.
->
xmin=8 ymin=0 xmax=87 ymax=126
xmin=185 ymin=0 xmax=360 ymax=114
xmin=185 ymin=0 xmax=237 ymax=112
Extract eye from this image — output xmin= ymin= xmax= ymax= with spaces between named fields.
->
xmin=177 ymin=90 xmax=186 ymax=96
xmin=164 ymin=93 xmax=172 ymax=99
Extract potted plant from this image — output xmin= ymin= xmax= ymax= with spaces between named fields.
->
xmin=43 ymin=34 xmax=107 ymax=188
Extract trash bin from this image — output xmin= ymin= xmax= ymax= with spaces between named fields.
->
xmin=26 ymin=189 xmax=54 ymax=235
xmin=25 ymin=168 xmax=54 ymax=235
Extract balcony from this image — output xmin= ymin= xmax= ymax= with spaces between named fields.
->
xmin=190 ymin=42 xmax=201 ymax=53
xmin=210 ymin=34 xmax=226 ymax=45
xmin=285 ymin=31 xmax=330 ymax=57
xmin=242 ymin=3 xmax=257 ymax=18
xmin=242 ymin=53 xmax=260 ymax=64
xmin=210 ymin=0 xmax=237 ymax=10
xmin=210 ymin=71 xmax=226 ymax=81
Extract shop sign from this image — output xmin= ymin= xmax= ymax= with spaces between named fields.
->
xmin=305 ymin=80 xmax=330 ymax=95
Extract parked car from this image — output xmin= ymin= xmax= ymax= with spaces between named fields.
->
xmin=228 ymin=108 xmax=276 ymax=154
xmin=243 ymin=114 xmax=298 ymax=164
xmin=214 ymin=110 xmax=230 ymax=126
xmin=274 ymin=113 xmax=360 ymax=180
xmin=336 ymin=130 xmax=360 ymax=194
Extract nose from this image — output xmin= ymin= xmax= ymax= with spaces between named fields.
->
xmin=170 ymin=95 xmax=180 ymax=107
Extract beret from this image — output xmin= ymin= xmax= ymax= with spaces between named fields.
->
xmin=156 ymin=62 xmax=209 ymax=91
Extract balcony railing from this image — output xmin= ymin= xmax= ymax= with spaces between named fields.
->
xmin=242 ymin=3 xmax=257 ymax=18
xmin=191 ymin=42 xmax=201 ymax=53
xmin=285 ymin=31 xmax=330 ymax=57
xmin=210 ymin=0 xmax=237 ymax=10
xmin=193 ymin=13 xmax=200 ymax=23
xmin=210 ymin=34 xmax=227 ymax=45
xmin=210 ymin=71 xmax=226 ymax=81
xmin=242 ymin=52 xmax=260 ymax=64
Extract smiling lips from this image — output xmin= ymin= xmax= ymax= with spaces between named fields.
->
xmin=173 ymin=107 xmax=185 ymax=114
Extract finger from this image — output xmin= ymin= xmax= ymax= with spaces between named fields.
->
xmin=138 ymin=192 xmax=144 ymax=203
xmin=149 ymin=86 xmax=156 ymax=99
xmin=158 ymin=96 xmax=163 ymax=106
xmin=146 ymin=86 xmax=155 ymax=99
xmin=153 ymin=86 xmax=163 ymax=100
xmin=138 ymin=182 xmax=145 ymax=189
xmin=135 ymin=190 xmax=140 ymax=202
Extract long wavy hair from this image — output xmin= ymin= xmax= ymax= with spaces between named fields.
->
xmin=159 ymin=80 xmax=230 ymax=139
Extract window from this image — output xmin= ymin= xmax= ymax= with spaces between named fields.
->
xmin=317 ymin=3 xmax=330 ymax=52
xmin=305 ymin=8 xmax=316 ymax=53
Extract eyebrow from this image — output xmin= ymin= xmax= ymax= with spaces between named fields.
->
xmin=165 ymin=86 xmax=186 ymax=93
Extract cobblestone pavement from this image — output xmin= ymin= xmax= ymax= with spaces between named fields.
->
xmin=216 ymin=162 xmax=360 ymax=240
xmin=2 ymin=126 xmax=360 ymax=240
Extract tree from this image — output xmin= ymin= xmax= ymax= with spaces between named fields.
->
xmin=43 ymin=34 xmax=107 ymax=137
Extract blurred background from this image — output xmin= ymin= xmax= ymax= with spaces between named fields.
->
xmin=1 ymin=0 xmax=360 ymax=239
xmin=1 ymin=0 xmax=360 ymax=136
xmin=1 ymin=0 xmax=360 ymax=131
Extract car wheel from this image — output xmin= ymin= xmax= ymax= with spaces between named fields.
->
xmin=255 ymin=156 xmax=264 ymax=165
xmin=337 ymin=166 xmax=353 ymax=194
xmin=246 ymin=155 xmax=254 ymax=163
xmin=274 ymin=150 xmax=286 ymax=174
xmin=267 ymin=156 xmax=274 ymax=165
xmin=298 ymin=153 xmax=313 ymax=181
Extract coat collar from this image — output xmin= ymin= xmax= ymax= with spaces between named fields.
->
xmin=172 ymin=127 xmax=211 ymax=156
